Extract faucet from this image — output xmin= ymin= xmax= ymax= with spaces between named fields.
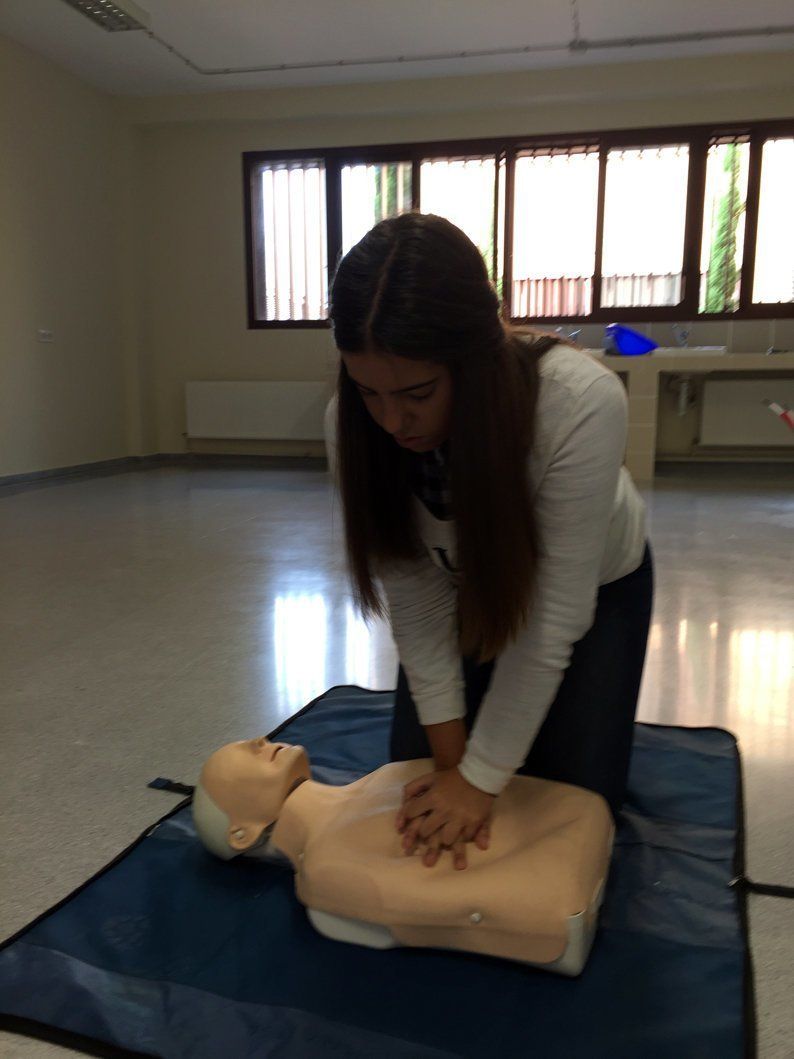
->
xmin=671 ymin=322 xmax=691 ymax=348
xmin=555 ymin=326 xmax=582 ymax=343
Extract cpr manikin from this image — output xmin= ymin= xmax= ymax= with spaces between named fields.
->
xmin=193 ymin=737 xmax=615 ymax=976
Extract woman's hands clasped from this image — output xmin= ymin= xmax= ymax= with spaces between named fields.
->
xmin=395 ymin=767 xmax=494 ymax=870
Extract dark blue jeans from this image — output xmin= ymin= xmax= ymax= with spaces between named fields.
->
xmin=390 ymin=542 xmax=654 ymax=816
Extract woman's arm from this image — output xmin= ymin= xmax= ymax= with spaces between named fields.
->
xmin=425 ymin=718 xmax=467 ymax=770
xmin=378 ymin=553 xmax=466 ymax=728
xmin=325 ymin=394 xmax=466 ymax=737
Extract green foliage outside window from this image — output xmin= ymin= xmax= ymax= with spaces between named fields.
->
xmin=703 ymin=144 xmax=744 ymax=313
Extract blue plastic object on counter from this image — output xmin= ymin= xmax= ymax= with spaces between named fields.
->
xmin=604 ymin=323 xmax=658 ymax=356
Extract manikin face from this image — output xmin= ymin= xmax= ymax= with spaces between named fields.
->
xmin=341 ymin=350 xmax=453 ymax=453
xmin=199 ymin=737 xmax=311 ymax=852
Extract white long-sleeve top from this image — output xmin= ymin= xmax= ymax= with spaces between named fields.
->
xmin=324 ymin=343 xmax=647 ymax=795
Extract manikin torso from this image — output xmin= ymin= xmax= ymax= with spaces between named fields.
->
xmin=193 ymin=739 xmax=614 ymax=974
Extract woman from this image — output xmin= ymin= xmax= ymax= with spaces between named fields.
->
xmin=325 ymin=212 xmax=653 ymax=872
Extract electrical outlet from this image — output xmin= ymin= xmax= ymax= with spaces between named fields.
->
xmin=37 ymin=329 xmax=54 ymax=343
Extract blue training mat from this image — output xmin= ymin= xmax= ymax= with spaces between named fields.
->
xmin=0 ymin=685 xmax=754 ymax=1059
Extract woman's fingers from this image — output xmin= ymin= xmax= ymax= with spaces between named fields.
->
xmin=422 ymin=835 xmax=442 ymax=868
xmin=402 ymin=775 xmax=435 ymax=802
xmin=404 ymin=817 xmax=492 ymax=855
xmin=452 ymin=839 xmax=468 ymax=870
xmin=420 ymin=836 xmax=468 ymax=870
xmin=401 ymin=792 xmax=433 ymax=824
xmin=474 ymin=821 xmax=491 ymax=850
xmin=407 ymin=829 xmax=482 ymax=869
xmin=404 ymin=809 xmax=448 ymax=849
xmin=417 ymin=809 xmax=449 ymax=841
xmin=401 ymin=818 xmax=424 ymax=854
xmin=440 ymin=821 xmax=465 ymax=848
xmin=412 ymin=829 xmax=467 ymax=870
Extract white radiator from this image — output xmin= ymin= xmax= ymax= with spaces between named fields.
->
xmin=185 ymin=382 xmax=329 ymax=440
xmin=700 ymin=378 xmax=794 ymax=447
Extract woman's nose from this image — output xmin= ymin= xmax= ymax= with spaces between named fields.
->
xmin=381 ymin=400 xmax=406 ymax=436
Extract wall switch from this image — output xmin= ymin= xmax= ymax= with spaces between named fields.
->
xmin=37 ymin=329 xmax=54 ymax=343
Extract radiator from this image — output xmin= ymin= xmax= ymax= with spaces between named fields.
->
xmin=699 ymin=378 xmax=794 ymax=447
xmin=185 ymin=382 xmax=329 ymax=440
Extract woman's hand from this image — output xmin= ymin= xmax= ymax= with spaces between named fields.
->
xmin=395 ymin=768 xmax=494 ymax=869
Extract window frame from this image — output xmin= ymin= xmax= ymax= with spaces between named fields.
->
xmin=242 ymin=118 xmax=794 ymax=329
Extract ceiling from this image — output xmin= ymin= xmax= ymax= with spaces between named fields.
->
xmin=1 ymin=0 xmax=794 ymax=97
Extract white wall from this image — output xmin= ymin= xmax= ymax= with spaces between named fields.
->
xmin=0 ymin=33 xmax=140 ymax=477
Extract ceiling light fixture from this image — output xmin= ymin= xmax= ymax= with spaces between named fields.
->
xmin=60 ymin=0 xmax=150 ymax=33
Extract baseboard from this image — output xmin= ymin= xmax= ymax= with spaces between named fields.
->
xmin=0 ymin=453 xmax=329 ymax=490
xmin=0 ymin=456 xmax=144 ymax=489
xmin=173 ymin=453 xmax=327 ymax=471
xmin=656 ymin=454 xmax=794 ymax=468
xmin=655 ymin=459 xmax=794 ymax=479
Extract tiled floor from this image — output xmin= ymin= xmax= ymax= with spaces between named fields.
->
xmin=1 ymin=462 xmax=792 ymax=1057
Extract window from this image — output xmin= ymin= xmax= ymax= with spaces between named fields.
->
xmin=247 ymin=158 xmax=328 ymax=322
xmin=243 ymin=119 xmax=794 ymax=328
xmin=753 ymin=137 xmax=794 ymax=305
xmin=341 ymin=161 xmax=412 ymax=256
xmin=512 ymin=146 xmax=598 ymax=316
xmin=419 ymin=155 xmax=498 ymax=279
xmin=601 ymin=145 xmax=690 ymax=308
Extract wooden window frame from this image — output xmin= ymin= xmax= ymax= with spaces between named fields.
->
xmin=243 ymin=118 xmax=794 ymax=329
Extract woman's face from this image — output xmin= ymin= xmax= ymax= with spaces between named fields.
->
xmin=341 ymin=350 xmax=453 ymax=452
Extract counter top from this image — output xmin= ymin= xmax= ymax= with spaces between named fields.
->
xmin=579 ymin=349 xmax=794 ymax=482
xmin=587 ymin=349 xmax=794 ymax=370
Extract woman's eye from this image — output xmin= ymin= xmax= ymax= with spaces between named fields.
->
xmin=357 ymin=389 xmax=433 ymax=401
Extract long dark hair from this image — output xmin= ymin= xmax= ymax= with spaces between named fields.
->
xmin=329 ymin=211 xmax=560 ymax=663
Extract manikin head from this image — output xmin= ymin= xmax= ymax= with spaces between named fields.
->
xmin=192 ymin=737 xmax=311 ymax=860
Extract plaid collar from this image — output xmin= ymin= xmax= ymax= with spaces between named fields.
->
xmin=411 ymin=442 xmax=452 ymax=520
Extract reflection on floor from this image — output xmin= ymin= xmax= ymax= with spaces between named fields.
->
xmin=0 ymin=462 xmax=792 ymax=1058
